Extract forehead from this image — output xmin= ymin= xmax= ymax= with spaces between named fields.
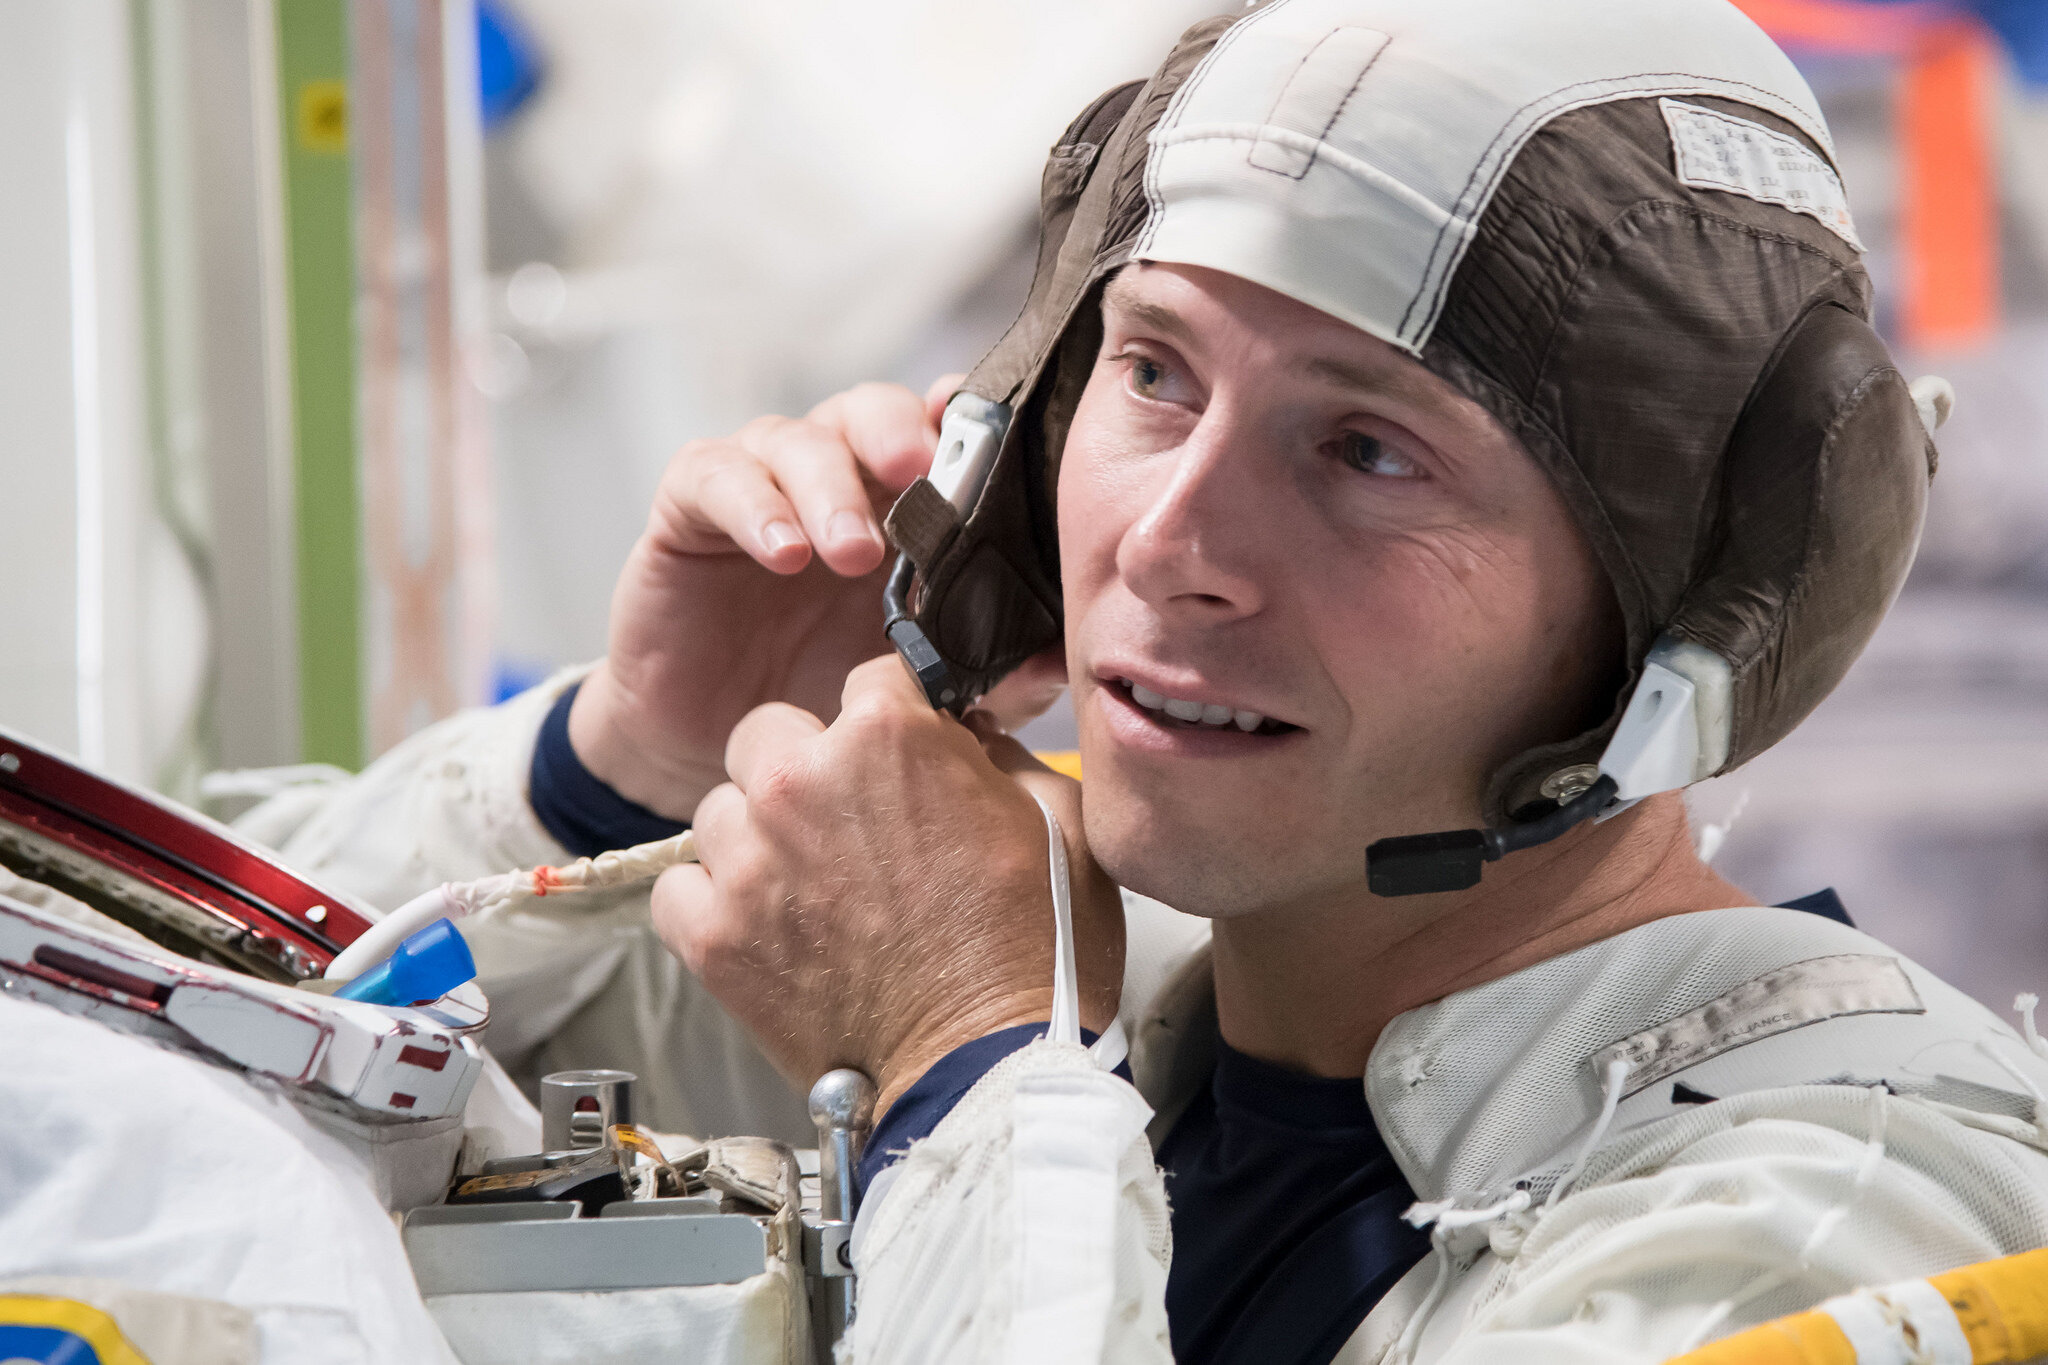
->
xmin=1099 ymin=263 xmax=1459 ymax=415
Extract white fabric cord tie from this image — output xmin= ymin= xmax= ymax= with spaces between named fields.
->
xmin=1547 ymin=1056 xmax=1633 ymax=1209
xmin=1037 ymin=794 xmax=1082 ymax=1048
xmin=1003 ymin=796 xmax=1153 ymax=1364
xmin=1389 ymin=1189 xmax=1532 ymax=1365
xmin=2015 ymin=992 xmax=2048 ymax=1062
xmin=1031 ymin=793 xmax=1125 ymax=1071
xmin=1390 ymin=1057 xmax=1630 ymax=1362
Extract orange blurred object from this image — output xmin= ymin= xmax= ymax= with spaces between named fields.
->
xmin=1728 ymin=0 xmax=2002 ymax=351
xmin=1728 ymin=0 xmax=1949 ymax=55
xmin=1900 ymin=20 xmax=2002 ymax=348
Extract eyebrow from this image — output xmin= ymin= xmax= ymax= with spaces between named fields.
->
xmin=1103 ymin=277 xmax=1439 ymax=411
xmin=1102 ymin=281 xmax=1198 ymax=349
xmin=1305 ymin=354 xmax=1435 ymax=410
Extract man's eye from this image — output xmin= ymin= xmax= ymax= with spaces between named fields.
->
xmin=1129 ymin=357 xmax=1167 ymax=397
xmin=1338 ymin=432 xmax=1422 ymax=479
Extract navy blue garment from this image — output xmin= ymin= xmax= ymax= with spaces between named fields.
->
xmin=857 ymin=1022 xmax=1125 ymax=1194
xmin=1778 ymin=886 xmax=1852 ymax=927
xmin=528 ymin=682 xmax=692 ymax=858
xmin=1157 ymin=1041 xmax=1427 ymax=1365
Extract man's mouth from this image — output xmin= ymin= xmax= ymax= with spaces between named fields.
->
xmin=1108 ymin=677 xmax=1298 ymax=736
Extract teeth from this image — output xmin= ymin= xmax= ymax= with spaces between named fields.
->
xmin=1119 ymin=680 xmax=1273 ymax=732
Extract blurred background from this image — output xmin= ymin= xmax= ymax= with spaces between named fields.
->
xmin=2 ymin=0 xmax=2046 ymax=1012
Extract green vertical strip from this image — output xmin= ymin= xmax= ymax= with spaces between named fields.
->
xmin=273 ymin=0 xmax=361 ymax=769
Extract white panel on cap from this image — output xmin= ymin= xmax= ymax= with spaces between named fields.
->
xmin=1132 ymin=0 xmax=1833 ymax=354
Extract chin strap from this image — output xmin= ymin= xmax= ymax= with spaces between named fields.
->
xmin=883 ymin=555 xmax=966 ymax=712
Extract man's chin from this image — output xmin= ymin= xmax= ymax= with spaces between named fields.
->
xmin=1086 ymin=801 xmax=1322 ymax=921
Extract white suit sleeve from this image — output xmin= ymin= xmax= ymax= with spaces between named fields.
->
xmin=848 ymin=1038 xmax=1175 ymax=1365
xmin=238 ymin=671 xmax=583 ymax=906
xmin=1421 ymin=1085 xmax=2048 ymax=1364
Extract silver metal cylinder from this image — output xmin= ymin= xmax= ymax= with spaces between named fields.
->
xmin=808 ymin=1067 xmax=877 ymax=1357
xmin=540 ymin=1068 xmax=635 ymax=1153
xmin=809 ymin=1068 xmax=878 ymax=1223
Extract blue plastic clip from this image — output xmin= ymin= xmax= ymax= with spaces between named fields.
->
xmin=334 ymin=917 xmax=477 ymax=1007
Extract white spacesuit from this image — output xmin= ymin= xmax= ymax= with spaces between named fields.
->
xmin=10 ymin=2 xmax=2048 ymax=1364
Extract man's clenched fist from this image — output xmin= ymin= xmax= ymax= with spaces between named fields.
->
xmin=651 ymin=656 xmax=1124 ymax=1117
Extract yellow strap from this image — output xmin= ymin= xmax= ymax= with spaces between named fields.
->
xmin=0 ymin=1294 xmax=154 ymax=1365
xmin=1035 ymin=750 xmax=1083 ymax=782
xmin=1663 ymin=1309 xmax=1857 ymax=1365
xmin=1931 ymin=1245 xmax=2048 ymax=1364
xmin=1663 ymin=1246 xmax=2048 ymax=1365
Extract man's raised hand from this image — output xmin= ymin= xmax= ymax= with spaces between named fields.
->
xmin=567 ymin=379 xmax=957 ymax=821
xmin=649 ymin=656 xmax=1125 ymax=1117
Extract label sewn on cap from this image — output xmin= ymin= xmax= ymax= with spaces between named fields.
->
xmin=1661 ymin=98 xmax=1864 ymax=251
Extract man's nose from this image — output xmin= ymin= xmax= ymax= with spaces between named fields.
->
xmin=1115 ymin=412 xmax=1267 ymax=620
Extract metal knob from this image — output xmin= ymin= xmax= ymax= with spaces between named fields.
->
xmin=540 ymin=1069 xmax=635 ymax=1153
xmin=808 ymin=1067 xmax=877 ymax=1357
xmin=809 ymin=1068 xmax=877 ymax=1224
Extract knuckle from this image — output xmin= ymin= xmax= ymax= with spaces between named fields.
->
xmin=693 ymin=456 xmax=765 ymax=507
xmin=845 ymin=380 xmax=909 ymax=410
xmin=674 ymin=435 xmax=720 ymax=466
xmin=748 ymin=756 xmax=813 ymax=817
xmin=676 ymin=913 xmax=735 ymax=978
xmin=736 ymin=413 xmax=791 ymax=443
xmin=843 ymin=695 xmax=921 ymax=749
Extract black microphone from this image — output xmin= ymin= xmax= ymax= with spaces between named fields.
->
xmin=1365 ymin=775 xmax=1620 ymax=897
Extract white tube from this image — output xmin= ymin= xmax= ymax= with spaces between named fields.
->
xmin=324 ymin=885 xmax=457 ymax=981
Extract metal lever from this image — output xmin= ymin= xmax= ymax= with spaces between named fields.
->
xmin=808 ymin=1067 xmax=878 ymax=1356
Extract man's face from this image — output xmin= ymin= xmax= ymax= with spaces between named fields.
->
xmin=1059 ymin=263 xmax=1617 ymax=918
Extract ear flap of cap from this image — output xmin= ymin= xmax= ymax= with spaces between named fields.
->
xmin=883 ymin=16 xmax=1239 ymax=703
xmin=1666 ymin=301 xmax=1935 ymax=772
xmin=880 ymin=82 xmax=1144 ymax=699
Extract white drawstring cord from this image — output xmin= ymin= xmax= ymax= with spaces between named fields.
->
xmin=2015 ymin=993 xmax=2048 ymax=1061
xmin=1090 ymin=1016 xmax=1130 ymax=1072
xmin=1389 ymin=1059 xmax=1632 ymax=1361
xmin=1547 ymin=1057 xmax=1632 ymax=1210
xmin=1693 ymin=786 xmax=1749 ymax=864
xmin=1977 ymin=1030 xmax=2048 ymax=1145
xmin=1035 ymin=794 xmax=1082 ymax=1048
xmin=1031 ymin=793 xmax=1127 ymax=1072
xmin=1387 ymin=1234 xmax=1454 ymax=1365
xmin=1390 ymin=1189 xmax=1533 ymax=1364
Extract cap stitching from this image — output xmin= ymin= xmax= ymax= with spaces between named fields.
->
xmin=1399 ymin=72 xmax=1836 ymax=345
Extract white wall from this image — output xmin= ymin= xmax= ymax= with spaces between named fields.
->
xmin=0 ymin=0 xmax=206 ymax=787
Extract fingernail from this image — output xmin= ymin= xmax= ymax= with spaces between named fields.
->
xmin=827 ymin=510 xmax=877 ymax=546
xmin=762 ymin=521 xmax=803 ymax=554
